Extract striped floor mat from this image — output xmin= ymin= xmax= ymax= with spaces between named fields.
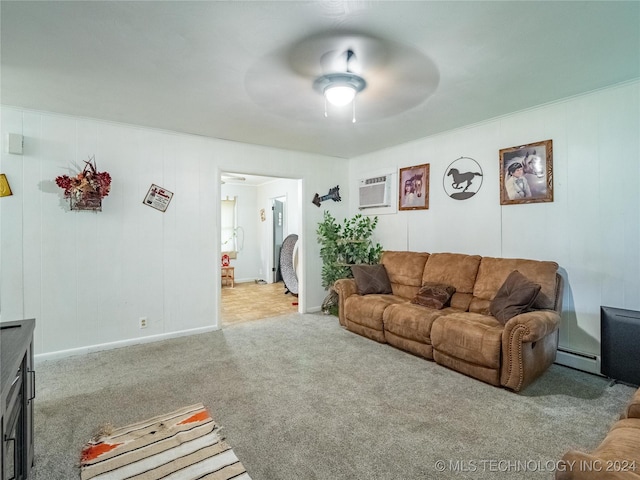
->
xmin=80 ymin=404 xmax=251 ymax=480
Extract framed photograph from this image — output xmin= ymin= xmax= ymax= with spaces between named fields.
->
xmin=143 ymin=184 xmax=174 ymax=212
xmin=499 ymin=139 xmax=553 ymax=205
xmin=399 ymin=163 xmax=429 ymax=210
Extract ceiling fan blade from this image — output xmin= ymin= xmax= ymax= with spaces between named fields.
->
xmin=287 ymin=31 xmax=388 ymax=77
xmin=244 ymin=30 xmax=439 ymax=123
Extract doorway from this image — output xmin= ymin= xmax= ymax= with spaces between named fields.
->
xmin=219 ymin=173 xmax=302 ymax=326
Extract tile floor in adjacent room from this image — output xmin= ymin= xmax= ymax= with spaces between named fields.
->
xmin=221 ymin=280 xmax=299 ymax=325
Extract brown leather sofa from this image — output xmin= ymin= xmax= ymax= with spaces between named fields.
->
xmin=556 ymin=387 xmax=640 ymax=479
xmin=334 ymin=251 xmax=564 ymax=392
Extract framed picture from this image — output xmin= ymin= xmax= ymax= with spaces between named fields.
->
xmin=499 ymin=139 xmax=553 ymax=205
xmin=399 ymin=163 xmax=429 ymax=210
xmin=0 ymin=174 xmax=13 ymax=197
xmin=143 ymin=184 xmax=174 ymax=212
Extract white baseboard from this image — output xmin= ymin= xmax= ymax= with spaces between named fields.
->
xmin=35 ymin=325 xmax=219 ymax=363
xmin=234 ymin=278 xmax=261 ymax=284
xmin=555 ymin=347 xmax=602 ymax=376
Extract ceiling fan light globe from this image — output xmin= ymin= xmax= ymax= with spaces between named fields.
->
xmin=324 ymin=85 xmax=356 ymax=106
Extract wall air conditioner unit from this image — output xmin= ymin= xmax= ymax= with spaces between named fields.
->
xmin=359 ymin=174 xmax=391 ymax=209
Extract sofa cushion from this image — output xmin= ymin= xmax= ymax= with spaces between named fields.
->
xmin=344 ymin=294 xmax=406 ymax=333
xmin=431 ymin=312 xmax=504 ymax=369
xmin=381 ymin=251 xmax=430 ymax=299
xmin=471 ymin=257 xmax=558 ymax=313
xmin=411 ymin=282 xmax=456 ymax=310
xmin=351 ymin=264 xmax=392 ymax=295
xmin=421 ymin=253 xmax=481 ymax=311
xmin=490 ymin=270 xmax=541 ymax=324
xmin=383 ymin=303 xmax=457 ymax=359
xmin=383 ymin=303 xmax=454 ymax=344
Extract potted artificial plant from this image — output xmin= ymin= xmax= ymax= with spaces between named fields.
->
xmin=316 ymin=211 xmax=383 ymax=314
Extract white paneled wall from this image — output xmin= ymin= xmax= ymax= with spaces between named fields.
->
xmin=0 ymin=108 xmax=348 ymax=358
xmin=349 ymin=80 xmax=640 ymax=358
xmin=2 ymin=80 xmax=637 ymax=361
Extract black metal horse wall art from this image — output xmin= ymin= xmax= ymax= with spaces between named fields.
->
xmin=312 ymin=186 xmax=341 ymax=207
xmin=447 ymin=168 xmax=482 ymax=193
xmin=443 ymin=157 xmax=483 ymax=201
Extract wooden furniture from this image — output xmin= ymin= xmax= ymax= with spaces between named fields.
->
xmin=221 ymin=266 xmax=235 ymax=288
xmin=1 ymin=318 xmax=35 ymax=480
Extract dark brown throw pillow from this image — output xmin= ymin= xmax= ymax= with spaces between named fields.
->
xmin=351 ymin=264 xmax=392 ymax=295
xmin=490 ymin=270 xmax=541 ymax=324
xmin=411 ymin=282 xmax=456 ymax=309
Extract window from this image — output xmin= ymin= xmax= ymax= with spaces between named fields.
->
xmin=221 ymin=196 xmax=237 ymax=258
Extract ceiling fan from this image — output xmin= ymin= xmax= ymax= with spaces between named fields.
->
xmin=245 ymin=30 xmax=440 ymax=123
xmin=313 ymin=48 xmax=367 ymax=122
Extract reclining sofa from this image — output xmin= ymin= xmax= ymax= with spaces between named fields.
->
xmin=334 ymin=251 xmax=564 ymax=392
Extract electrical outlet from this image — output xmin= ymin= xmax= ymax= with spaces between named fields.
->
xmin=139 ymin=317 xmax=147 ymax=329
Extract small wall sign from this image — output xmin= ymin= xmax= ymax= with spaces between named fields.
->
xmin=143 ymin=184 xmax=173 ymax=212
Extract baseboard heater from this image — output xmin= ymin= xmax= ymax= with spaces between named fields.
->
xmin=555 ymin=347 xmax=601 ymax=376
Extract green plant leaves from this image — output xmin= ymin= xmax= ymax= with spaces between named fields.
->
xmin=316 ymin=211 xmax=383 ymax=289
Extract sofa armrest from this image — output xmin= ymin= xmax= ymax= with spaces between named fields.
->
xmin=623 ymin=388 xmax=640 ymax=419
xmin=501 ymin=310 xmax=561 ymax=392
xmin=503 ymin=310 xmax=561 ymax=343
xmin=556 ymin=418 xmax=640 ymax=479
xmin=334 ymin=278 xmax=358 ymax=327
xmin=557 ymin=450 xmax=639 ymax=480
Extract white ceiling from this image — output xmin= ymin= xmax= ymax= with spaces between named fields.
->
xmin=2 ymin=1 xmax=639 ymax=159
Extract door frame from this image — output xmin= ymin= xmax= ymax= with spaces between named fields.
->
xmin=271 ymin=195 xmax=286 ymax=283
xmin=217 ymin=171 xmax=304 ymax=328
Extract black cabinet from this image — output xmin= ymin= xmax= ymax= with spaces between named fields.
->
xmin=1 ymin=319 xmax=35 ymax=480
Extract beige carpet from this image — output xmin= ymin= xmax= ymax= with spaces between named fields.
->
xmin=221 ymin=281 xmax=298 ymax=325
xmin=33 ymin=313 xmax=637 ymax=480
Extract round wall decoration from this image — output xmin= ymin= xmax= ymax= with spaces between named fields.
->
xmin=443 ymin=157 xmax=483 ymax=200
